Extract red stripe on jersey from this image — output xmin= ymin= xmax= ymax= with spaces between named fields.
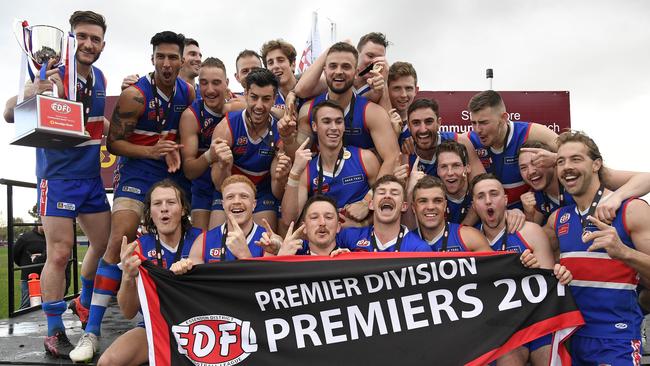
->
xmin=231 ymin=166 xmax=269 ymax=185
xmin=504 ymin=183 xmax=531 ymax=205
xmin=85 ymin=120 xmax=104 ymax=139
xmin=128 ymin=133 xmax=159 ymax=146
xmin=560 ymin=257 xmax=638 ymax=285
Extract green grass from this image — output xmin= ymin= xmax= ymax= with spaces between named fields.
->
xmin=0 ymin=245 xmax=88 ymax=319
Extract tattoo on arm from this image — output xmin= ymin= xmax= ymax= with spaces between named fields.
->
xmin=108 ymin=104 xmax=138 ymax=144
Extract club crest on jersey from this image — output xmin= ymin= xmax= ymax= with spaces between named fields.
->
xmin=204 ymin=117 xmax=214 ymax=129
xmin=209 ymin=248 xmax=223 ymax=258
xmin=356 ymin=239 xmax=370 ymax=248
xmin=313 ymin=177 xmax=330 ymax=193
xmin=237 ymin=136 xmax=248 ymax=146
xmin=148 ymin=100 xmax=157 ymax=109
xmin=172 ymin=314 xmax=258 ymax=365
xmin=147 ymin=249 xmax=158 ymax=258
xmin=559 ymin=213 xmax=571 ymax=224
xmin=476 ymin=148 xmax=489 ymax=158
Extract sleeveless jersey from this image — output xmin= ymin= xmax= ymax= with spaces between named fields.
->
xmin=487 ymin=228 xmax=532 ymax=253
xmin=337 ymin=225 xmax=430 ymax=252
xmin=405 ymin=223 xmax=469 ymax=252
xmin=188 ymin=100 xmax=223 ymax=197
xmin=274 ymin=91 xmax=306 ymax=113
xmin=203 ymin=223 xmax=265 ymax=262
xmin=36 ymin=65 xmax=107 ymax=179
xmin=226 ymin=110 xmax=278 ymax=194
xmin=534 ymin=189 xmax=575 ymax=221
xmin=556 ymin=199 xmax=642 ymax=339
xmin=306 ymin=146 xmax=370 ymax=208
xmin=137 ymin=227 xmax=202 ymax=269
xmin=407 ymin=132 xmax=458 ymax=177
xmin=307 ymin=93 xmax=373 ymax=149
xmin=446 ymin=193 xmax=473 ymax=225
xmin=119 ymin=74 xmax=192 ymax=177
xmin=468 ymin=121 xmax=531 ymax=209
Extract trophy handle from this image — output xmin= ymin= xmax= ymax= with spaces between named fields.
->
xmin=12 ymin=19 xmax=30 ymax=57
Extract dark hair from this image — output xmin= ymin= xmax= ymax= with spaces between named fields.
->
xmin=143 ymin=179 xmax=191 ymax=235
xmin=201 ymin=57 xmax=226 ymax=74
xmin=407 ymin=98 xmax=440 ymax=119
xmin=184 ymin=38 xmax=199 ymax=48
xmin=150 ymin=31 xmax=185 ymax=55
xmin=372 ymin=174 xmax=406 ymax=200
xmin=244 ymin=68 xmax=278 ymax=93
xmin=519 ymin=139 xmax=554 ymax=154
xmin=312 ymin=100 xmax=344 ymax=122
xmin=411 ymin=175 xmax=446 ymax=202
xmin=556 ymin=130 xmax=604 ymax=180
xmin=260 ymin=39 xmax=297 ymax=67
xmin=357 ymin=32 xmax=389 ymax=51
xmin=436 ymin=140 xmax=469 ymax=166
xmin=300 ymin=194 xmax=338 ymax=223
xmin=470 ymin=173 xmax=502 ymax=196
xmin=327 ymin=42 xmax=358 ymax=62
xmin=69 ymin=10 xmax=107 ymax=34
xmin=235 ymin=49 xmax=263 ymax=71
xmin=468 ymin=90 xmax=505 ymax=113
xmin=388 ymin=61 xmax=417 ymax=85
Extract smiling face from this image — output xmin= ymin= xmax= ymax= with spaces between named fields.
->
xmin=199 ymin=66 xmax=228 ymax=111
xmin=412 ymin=186 xmax=447 ymax=232
xmin=181 ymin=44 xmax=202 ymax=79
xmin=437 ymin=151 xmax=468 ymax=197
xmin=304 ymin=201 xmax=340 ymax=248
xmin=235 ymin=55 xmax=262 ymax=88
xmin=73 ymin=23 xmax=105 ymax=66
xmin=518 ymin=150 xmax=555 ymax=191
xmin=152 ymin=43 xmax=183 ymax=89
xmin=556 ymin=141 xmax=601 ymax=197
xmin=472 ymin=178 xmax=507 ymax=229
xmin=222 ymin=182 xmax=256 ymax=227
xmin=265 ymin=48 xmax=295 ymax=87
xmin=388 ymin=75 xmax=417 ymax=114
xmin=357 ymin=41 xmax=385 ymax=82
xmin=313 ymin=106 xmax=345 ymax=150
xmin=150 ymin=186 xmax=184 ymax=237
xmin=245 ymin=84 xmax=275 ymax=127
xmin=370 ymin=181 xmax=407 ymax=225
xmin=324 ymin=51 xmax=356 ymax=94
xmin=408 ymin=107 xmax=440 ymax=151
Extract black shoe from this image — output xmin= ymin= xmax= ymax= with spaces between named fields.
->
xmin=44 ymin=331 xmax=74 ymax=359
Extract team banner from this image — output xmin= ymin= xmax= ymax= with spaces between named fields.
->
xmin=137 ymin=252 xmax=583 ymax=366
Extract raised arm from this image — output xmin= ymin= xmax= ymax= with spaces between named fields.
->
xmin=365 ymin=103 xmax=400 ymax=177
xmin=210 ymin=118 xmax=233 ymax=190
xmin=179 ymin=108 xmax=214 ymax=179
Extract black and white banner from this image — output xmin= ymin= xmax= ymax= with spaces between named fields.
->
xmin=137 ymin=251 xmax=584 ymax=366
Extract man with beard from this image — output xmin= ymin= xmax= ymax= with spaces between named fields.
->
xmin=337 ymin=175 xmax=431 ymax=252
xmin=281 ymin=100 xmax=379 ymax=228
xmin=209 ymin=68 xmax=281 ymax=230
xmin=287 ymin=42 xmax=398 ymax=177
xmin=472 ymin=173 xmax=571 ymax=366
xmin=3 ymin=11 xmax=111 ymax=359
xmin=179 ymin=57 xmax=228 ymax=230
xmin=171 ymin=175 xmax=270 ymax=272
xmin=467 ymin=90 xmax=558 ymax=210
xmin=393 ymin=99 xmax=484 ymax=182
xmin=72 ymin=31 xmax=195 ymax=362
xmin=403 ymin=176 xmax=491 ymax=252
xmin=97 ymin=179 xmax=202 ymax=366
xmin=519 ymin=140 xmax=650 ymax=225
xmin=543 ymin=131 xmax=650 ymax=364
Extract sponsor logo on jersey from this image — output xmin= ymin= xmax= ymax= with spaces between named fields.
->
xmin=558 ymin=223 xmax=569 ymax=236
xmin=56 ymin=202 xmax=76 ymax=211
xmin=122 ymin=185 xmax=142 ymax=194
xmin=615 ymin=323 xmax=628 ymax=329
xmin=559 ymin=213 xmax=571 ymax=224
xmin=174 ymin=105 xmax=185 ymax=112
xmin=96 ymin=91 xmax=106 ymax=97
xmin=344 ymin=127 xmax=362 ymax=135
xmin=210 ymin=248 xmax=223 ymax=258
xmin=504 ymin=156 xmax=518 ymax=165
xmin=342 ymin=174 xmax=364 ymax=185
xmin=262 ymin=200 xmax=275 ymax=206
xmin=356 ymin=239 xmax=370 ymax=248
xmin=233 ymin=146 xmax=247 ymax=155
xmin=172 ymin=314 xmax=258 ymax=365
xmin=259 ymin=148 xmax=274 ymax=156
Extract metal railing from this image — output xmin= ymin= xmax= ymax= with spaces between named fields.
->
xmin=1 ymin=178 xmax=79 ymax=317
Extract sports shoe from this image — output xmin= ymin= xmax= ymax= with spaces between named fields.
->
xmin=68 ymin=296 xmax=89 ymax=329
xmin=69 ymin=332 xmax=99 ymax=363
xmin=44 ymin=331 xmax=74 ymax=359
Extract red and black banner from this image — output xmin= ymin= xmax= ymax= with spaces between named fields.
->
xmin=137 ymin=252 xmax=583 ymax=366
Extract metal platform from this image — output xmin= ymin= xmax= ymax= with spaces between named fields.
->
xmin=0 ymin=299 xmax=136 ymax=365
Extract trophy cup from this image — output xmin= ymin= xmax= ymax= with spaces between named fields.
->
xmin=12 ymin=20 xmax=88 ymax=148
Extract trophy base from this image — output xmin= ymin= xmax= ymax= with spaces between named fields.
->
xmin=12 ymin=95 xmax=89 ymax=149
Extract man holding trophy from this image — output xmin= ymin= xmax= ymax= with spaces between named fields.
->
xmin=3 ymin=11 xmax=111 ymax=359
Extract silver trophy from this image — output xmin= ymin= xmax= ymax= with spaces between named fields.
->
xmin=11 ymin=20 xmax=87 ymax=148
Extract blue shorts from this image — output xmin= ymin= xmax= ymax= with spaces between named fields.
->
xmin=211 ymin=190 xmax=278 ymax=213
xmin=192 ymin=185 xmax=213 ymax=211
xmin=570 ymin=335 xmax=641 ymax=365
xmin=526 ymin=333 xmax=552 ymax=352
xmin=171 ymin=170 xmax=192 ymax=205
xmin=113 ymin=170 xmax=163 ymax=203
xmin=37 ymin=177 xmax=110 ymax=218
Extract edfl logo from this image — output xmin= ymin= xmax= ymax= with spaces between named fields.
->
xmin=51 ymin=102 xmax=72 ymax=114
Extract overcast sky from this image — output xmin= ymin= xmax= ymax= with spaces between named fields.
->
xmin=1 ymin=0 xmax=649 ymax=221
